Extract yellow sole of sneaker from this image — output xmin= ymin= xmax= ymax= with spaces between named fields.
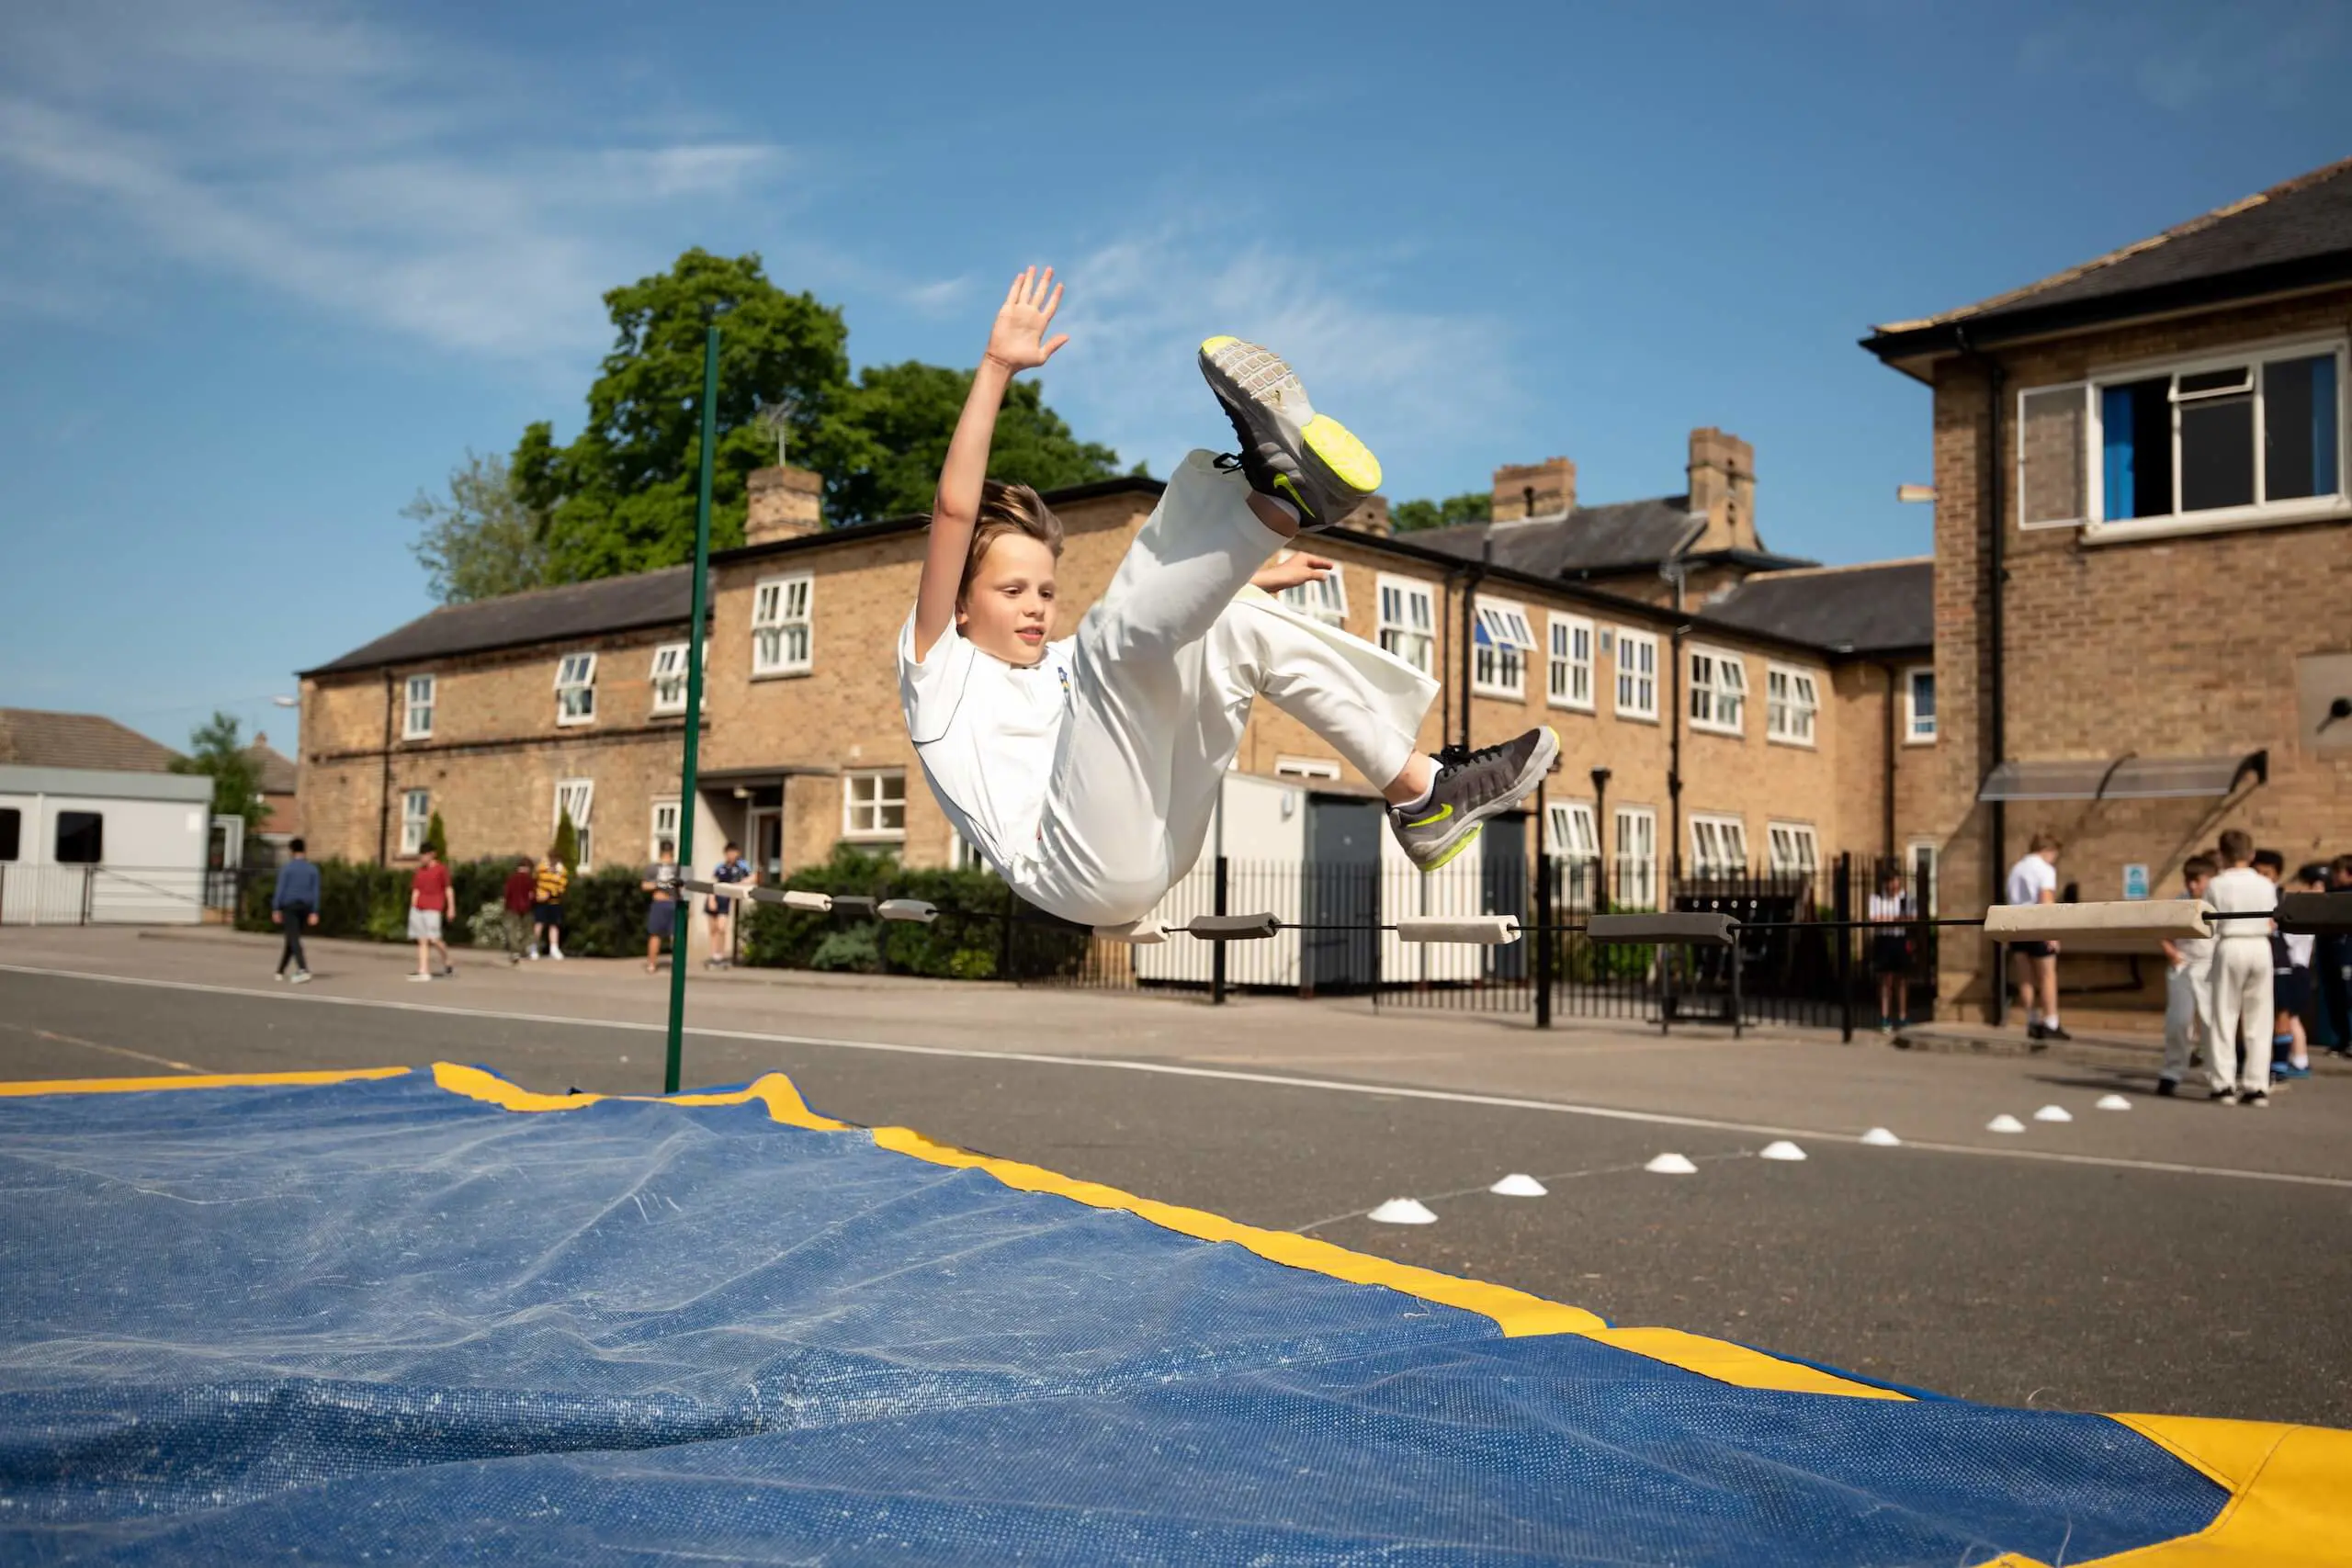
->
xmin=1200 ymin=333 xmax=1240 ymax=355
xmin=1303 ymin=413 xmax=1382 ymax=492
xmin=1416 ymin=823 xmax=1484 ymax=874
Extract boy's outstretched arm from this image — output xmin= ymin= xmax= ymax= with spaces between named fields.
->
xmin=912 ymin=265 xmax=1068 ymax=660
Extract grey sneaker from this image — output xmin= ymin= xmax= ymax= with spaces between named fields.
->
xmin=1198 ymin=335 xmax=1381 ymax=531
xmin=1388 ymin=727 xmax=1561 ymax=872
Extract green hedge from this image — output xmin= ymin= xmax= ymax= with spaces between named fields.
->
xmin=238 ymin=857 xmax=659 ymax=959
xmin=740 ymin=845 xmax=1088 ymax=980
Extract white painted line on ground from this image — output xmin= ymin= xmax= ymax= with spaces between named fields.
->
xmin=7 ymin=962 xmax=2352 ymax=1191
xmin=0 ymin=1018 xmax=209 ymax=1075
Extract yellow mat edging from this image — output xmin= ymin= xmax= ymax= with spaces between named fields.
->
xmin=2076 ymin=1416 xmax=2352 ymax=1565
xmin=428 ymin=1062 xmax=846 ymax=1127
xmin=0 ymin=1066 xmax=411 ymax=1098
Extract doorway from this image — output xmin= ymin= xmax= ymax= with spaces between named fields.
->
xmin=1303 ymin=795 xmax=1382 ymax=993
xmin=1481 ymin=811 xmax=1529 ymax=980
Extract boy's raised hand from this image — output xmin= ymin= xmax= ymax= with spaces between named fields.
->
xmin=983 ymin=266 xmax=1069 ymax=374
xmin=1250 ymin=551 xmax=1338 ymax=593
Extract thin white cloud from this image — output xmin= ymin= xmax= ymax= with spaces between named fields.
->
xmin=1037 ymin=219 xmax=1514 ymax=494
xmin=0 ymin=0 xmax=798 ymax=365
xmin=2017 ymin=2 xmax=2348 ymax=111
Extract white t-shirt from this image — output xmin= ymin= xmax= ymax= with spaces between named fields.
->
xmin=1867 ymin=892 xmax=1912 ymax=922
xmin=2204 ymin=865 xmax=2277 ymax=942
xmin=2005 ymin=853 xmax=2056 ymax=907
xmin=898 ymin=612 xmax=1074 ymax=881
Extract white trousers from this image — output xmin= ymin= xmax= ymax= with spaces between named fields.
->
xmin=1022 ymin=450 xmax=1440 ymax=927
xmin=2206 ymin=940 xmax=2274 ymax=1095
xmin=2161 ymin=956 xmax=2210 ymax=1083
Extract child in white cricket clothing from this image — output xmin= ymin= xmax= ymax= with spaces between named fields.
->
xmin=899 ymin=267 xmax=1556 ymax=930
xmin=2202 ymin=829 xmax=2278 ymax=1106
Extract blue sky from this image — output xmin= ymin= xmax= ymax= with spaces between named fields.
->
xmin=3 ymin=0 xmax=2346 ymax=755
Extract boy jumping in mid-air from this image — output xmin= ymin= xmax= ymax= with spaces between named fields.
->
xmin=900 ymin=266 xmax=1556 ymax=930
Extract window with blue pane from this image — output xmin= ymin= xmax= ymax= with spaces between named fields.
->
xmin=2092 ymin=347 xmax=2343 ymax=525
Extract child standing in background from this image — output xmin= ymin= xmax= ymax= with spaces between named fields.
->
xmin=2156 ymin=853 xmax=2215 ymax=1097
xmin=2203 ymin=830 xmax=2277 ymax=1106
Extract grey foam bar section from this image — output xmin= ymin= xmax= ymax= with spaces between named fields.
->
xmin=876 ymin=899 xmax=938 ymax=924
xmin=1585 ymin=911 xmax=1738 ymax=947
xmin=1184 ymin=912 xmax=1283 ymax=941
xmin=1983 ymin=900 xmax=2210 ymax=940
xmin=1394 ymin=915 xmax=1522 ymax=945
xmin=2275 ymin=890 xmax=2352 ymax=934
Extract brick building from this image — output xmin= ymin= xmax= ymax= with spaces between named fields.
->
xmin=299 ymin=426 xmax=1944 ymax=917
xmin=1864 ymin=155 xmax=2352 ymax=1020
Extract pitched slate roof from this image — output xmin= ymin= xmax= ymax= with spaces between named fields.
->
xmin=303 ymin=567 xmax=694 ymax=677
xmin=0 ymin=708 xmax=182 ymax=773
xmin=1866 ymin=157 xmax=2352 ymax=362
xmin=1406 ymin=495 xmax=1816 ymax=585
xmin=243 ymin=738 xmax=300 ymax=794
xmin=1696 ymin=559 xmax=1933 ymax=655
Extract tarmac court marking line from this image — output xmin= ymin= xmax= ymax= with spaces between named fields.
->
xmin=6 ymin=962 xmax=2351 ymax=1192
xmin=0 ymin=1017 xmax=209 ymax=1075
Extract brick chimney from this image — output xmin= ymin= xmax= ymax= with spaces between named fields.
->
xmin=745 ymin=465 xmax=824 ymax=546
xmin=1332 ymin=493 xmax=1393 ymax=537
xmin=1685 ymin=428 xmax=1757 ymax=551
xmin=1489 ymin=457 xmax=1575 ymax=522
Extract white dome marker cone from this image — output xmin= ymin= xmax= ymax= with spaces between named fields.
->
xmin=1488 ymin=1173 xmax=1547 ymax=1197
xmin=1860 ymin=1127 xmax=1903 ymax=1146
xmin=1986 ymin=1113 xmax=2027 ymax=1134
xmin=2032 ymin=1104 xmax=2073 ymax=1122
xmin=1367 ymin=1197 xmax=1437 ymax=1225
xmin=1645 ymin=1152 xmax=1699 ymax=1175
xmin=2097 ymin=1093 xmax=2132 ymax=1111
xmin=1758 ymin=1140 xmax=1807 ymax=1161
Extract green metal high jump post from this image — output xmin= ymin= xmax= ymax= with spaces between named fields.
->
xmin=664 ymin=323 xmax=721 ymax=1095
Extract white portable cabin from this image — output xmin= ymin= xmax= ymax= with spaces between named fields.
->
xmin=1131 ymin=773 xmax=1496 ymax=989
xmin=0 ymin=765 xmax=213 ymax=925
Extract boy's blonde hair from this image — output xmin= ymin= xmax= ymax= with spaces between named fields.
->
xmin=959 ymin=480 xmax=1063 ymax=604
xmin=2217 ymin=829 xmax=2254 ymax=864
xmin=2029 ymin=831 xmax=2061 ymax=853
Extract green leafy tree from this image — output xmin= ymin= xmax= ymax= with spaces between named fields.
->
xmin=498 ymin=249 xmax=1132 ymax=585
xmin=831 ymin=361 xmax=1127 ymax=522
xmin=167 ymin=712 xmax=271 ymax=831
xmin=1393 ymin=491 xmax=1493 ymax=532
xmin=424 ymin=811 xmax=448 ymax=858
xmin=514 ymin=249 xmax=861 ymax=581
xmin=405 ymin=451 xmax=553 ymax=604
xmin=552 ymin=808 xmax=581 ymax=874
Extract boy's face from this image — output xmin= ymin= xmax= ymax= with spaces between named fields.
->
xmin=957 ymin=534 xmax=1057 ymax=666
xmin=2186 ymin=872 xmax=2211 ymax=898
xmin=2255 ymin=863 xmax=2280 ymax=883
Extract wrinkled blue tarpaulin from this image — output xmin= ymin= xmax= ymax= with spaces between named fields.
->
xmin=0 ymin=1066 xmax=2296 ymax=1564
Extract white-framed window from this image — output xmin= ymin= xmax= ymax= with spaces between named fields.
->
xmin=554 ymin=778 xmax=594 ymax=864
xmin=1546 ymin=614 xmax=1595 ymax=711
xmin=554 ymin=652 xmax=597 ymax=726
xmin=1278 ymin=567 xmax=1348 ymax=627
xmin=1767 ymin=821 xmax=1819 ymax=876
xmin=650 ymin=797 xmax=680 ymax=859
xmin=1472 ymin=595 xmax=1533 ymax=698
xmin=399 ymin=788 xmax=431 ymax=856
xmin=1907 ymin=839 xmax=1940 ymax=917
xmin=1687 ymin=647 xmax=1747 ymax=736
xmin=949 ymin=828 xmax=984 ymax=871
xmin=842 ymin=770 xmax=906 ymax=840
xmin=2019 ymin=336 xmax=2346 ymax=541
xmin=1612 ymin=806 xmax=1657 ymax=909
xmin=1613 ymin=628 xmax=1658 ymax=721
xmin=1274 ymin=755 xmax=1342 ymax=781
xmin=1376 ymin=574 xmax=1436 ymax=673
xmin=1689 ymin=813 xmax=1748 ymax=876
xmin=752 ymin=573 xmax=814 ymax=676
xmin=402 ymin=674 xmax=435 ymax=739
xmin=649 ymin=641 xmax=707 ymax=716
xmin=1545 ymin=799 xmax=1600 ymax=908
xmin=1905 ymin=666 xmax=1937 ymax=742
xmin=1765 ymin=663 xmax=1818 ymax=746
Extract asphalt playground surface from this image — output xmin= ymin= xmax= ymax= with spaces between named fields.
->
xmin=5 ymin=927 xmax=2349 ymax=1430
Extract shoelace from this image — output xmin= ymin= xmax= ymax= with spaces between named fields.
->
xmin=1435 ymin=737 xmax=1523 ymax=779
